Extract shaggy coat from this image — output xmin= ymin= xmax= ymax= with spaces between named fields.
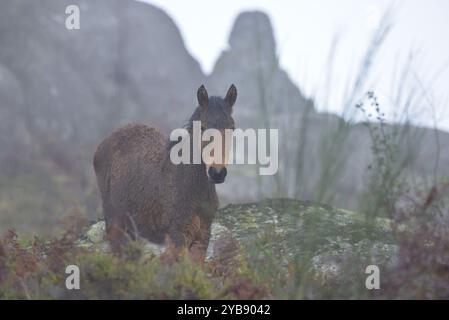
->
xmin=93 ymin=85 xmax=237 ymax=259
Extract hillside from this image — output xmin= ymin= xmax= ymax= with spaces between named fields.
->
xmin=0 ymin=0 xmax=448 ymax=236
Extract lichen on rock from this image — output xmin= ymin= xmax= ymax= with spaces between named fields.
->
xmin=76 ymin=220 xmax=230 ymax=261
xmin=77 ymin=198 xmax=396 ymax=278
xmin=215 ymin=199 xmax=396 ymax=279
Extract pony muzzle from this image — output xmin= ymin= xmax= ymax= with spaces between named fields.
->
xmin=207 ymin=166 xmax=227 ymax=184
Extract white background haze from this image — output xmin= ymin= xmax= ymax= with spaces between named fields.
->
xmin=142 ymin=0 xmax=449 ymax=132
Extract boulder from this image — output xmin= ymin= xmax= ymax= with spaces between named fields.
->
xmin=77 ymin=198 xmax=397 ymax=278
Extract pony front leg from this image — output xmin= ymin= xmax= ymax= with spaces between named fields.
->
xmin=189 ymin=217 xmax=212 ymax=263
xmin=164 ymin=216 xmax=194 ymax=261
xmin=166 ymin=214 xmax=210 ymax=263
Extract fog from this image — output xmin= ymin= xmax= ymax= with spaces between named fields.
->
xmin=1 ymin=0 xmax=449 ymax=300
xmin=144 ymin=0 xmax=449 ymax=131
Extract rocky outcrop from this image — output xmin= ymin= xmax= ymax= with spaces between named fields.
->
xmin=0 ymin=0 xmax=204 ymax=147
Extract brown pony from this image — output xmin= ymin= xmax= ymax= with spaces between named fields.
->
xmin=93 ymin=85 xmax=237 ymax=260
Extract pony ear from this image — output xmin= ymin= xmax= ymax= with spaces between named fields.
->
xmin=197 ymin=85 xmax=209 ymax=107
xmin=224 ymin=84 xmax=237 ymax=110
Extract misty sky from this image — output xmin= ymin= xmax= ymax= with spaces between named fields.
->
xmin=142 ymin=0 xmax=449 ymax=132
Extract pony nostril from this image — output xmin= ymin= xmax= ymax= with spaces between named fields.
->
xmin=219 ymin=167 xmax=227 ymax=179
xmin=208 ymin=166 xmax=216 ymax=178
xmin=208 ymin=167 xmax=227 ymax=182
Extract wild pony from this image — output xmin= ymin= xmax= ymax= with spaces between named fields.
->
xmin=93 ymin=85 xmax=237 ymax=260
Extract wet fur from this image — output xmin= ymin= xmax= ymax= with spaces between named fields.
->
xmin=93 ymin=85 xmax=236 ymax=259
